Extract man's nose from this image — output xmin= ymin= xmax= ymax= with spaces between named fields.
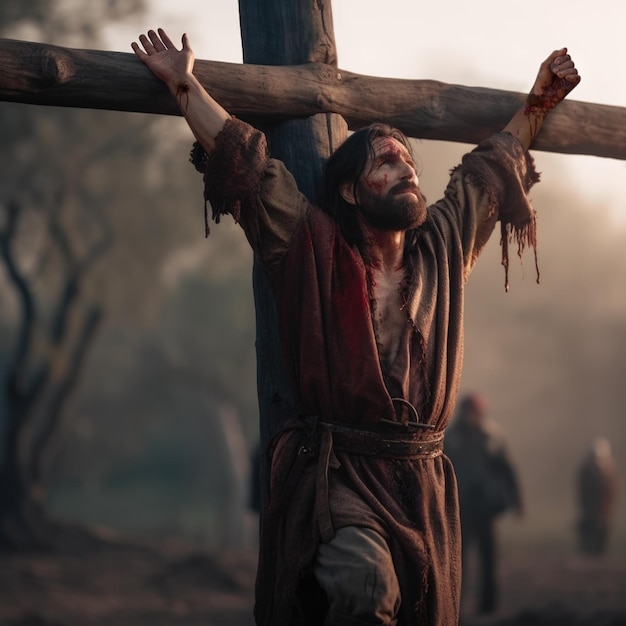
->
xmin=400 ymin=160 xmax=417 ymax=182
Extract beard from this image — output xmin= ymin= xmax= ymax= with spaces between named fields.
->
xmin=358 ymin=182 xmax=428 ymax=231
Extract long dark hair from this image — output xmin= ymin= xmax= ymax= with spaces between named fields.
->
xmin=321 ymin=123 xmax=416 ymax=249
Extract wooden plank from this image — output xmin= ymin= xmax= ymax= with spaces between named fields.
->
xmin=238 ymin=0 xmax=347 ymax=447
xmin=1 ymin=38 xmax=624 ymax=160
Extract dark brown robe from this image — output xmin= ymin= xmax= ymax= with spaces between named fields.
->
xmin=195 ymin=118 xmax=540 ymax=625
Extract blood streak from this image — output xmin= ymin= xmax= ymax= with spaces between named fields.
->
xmin=363 ymin=174 xmax=389 ymax=194
xmin=362 ymin=138 xmax=412 ymax=194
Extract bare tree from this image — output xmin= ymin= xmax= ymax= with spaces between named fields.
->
xmin=0 ymin=185 xmax=112 ymax=547
xmin=0 ymin=0 xmax=154 ymax=550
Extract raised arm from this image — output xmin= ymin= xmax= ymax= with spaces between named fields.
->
xmin=132 ymin=28 xmax=230 ymax=153
xmin=504 ymin=47 xmax=581 ymax=150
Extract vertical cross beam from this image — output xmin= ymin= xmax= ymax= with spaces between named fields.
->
xmin=238 ymin=0 xmax=348 ymax=448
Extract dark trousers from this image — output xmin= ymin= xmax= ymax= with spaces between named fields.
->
xmin=461 ymin=515 xmax=497 ymax=614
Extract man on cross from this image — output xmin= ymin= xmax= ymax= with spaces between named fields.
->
xmin=133 ymin=29 xmax=579 ymax=626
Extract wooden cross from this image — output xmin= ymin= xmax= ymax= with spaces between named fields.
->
xmin=1 ymin=0 xmax=625 ymax=448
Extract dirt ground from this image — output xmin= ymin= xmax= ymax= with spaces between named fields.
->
xmin=1 ymin=523 xmax=625 ymax=626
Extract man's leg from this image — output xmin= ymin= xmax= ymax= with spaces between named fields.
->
xmin=314 ymin=526 xmax=401 ymax=626
xmin=477 ymin=519 xmax=497 ymax=614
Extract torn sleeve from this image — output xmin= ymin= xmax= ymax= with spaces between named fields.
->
xmin=189 ymin=117 xmax=309 ymax=270
xmin=449 ymin=132 xmax=541 ymax=290
xmin=190 ymin=117 xmax=269 ymax=234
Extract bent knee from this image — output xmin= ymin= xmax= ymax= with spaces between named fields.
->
xmin=314 ymin=526 xmax=400 ymax=625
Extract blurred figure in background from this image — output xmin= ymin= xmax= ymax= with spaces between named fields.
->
xmin=576 ymin=437 xmax=619 ymax=555
xmin=445 ymin=394 xmax=523 ymax=615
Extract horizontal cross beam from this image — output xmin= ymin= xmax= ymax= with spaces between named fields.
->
xmin=1 ymin=38 xmax=625 ymax=160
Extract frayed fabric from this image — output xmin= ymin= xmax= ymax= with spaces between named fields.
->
xmin=501 ymin=216 xmax=539 ymax=292
xmin=457 ymin=132 xmax=541 ymax=291
xmin=189 ymin=117 xmax=269 ymax=236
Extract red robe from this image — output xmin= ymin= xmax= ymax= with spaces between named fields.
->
xmin=197 ymin=118 xmax=540 ymax=625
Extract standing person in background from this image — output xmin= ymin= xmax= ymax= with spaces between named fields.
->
xmin=576 ymin=437 xmax=619 ymax=555
xmin=445 ymin=394 xmax=523 ymax=615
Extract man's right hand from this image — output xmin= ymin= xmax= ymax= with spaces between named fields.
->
xmin=132 ymin=28 xmax=195 ymax=93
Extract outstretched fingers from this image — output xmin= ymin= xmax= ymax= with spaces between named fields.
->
xmin=131 ymin=34 xmax=154 ymax=57
xmin=148 ymin=29 xmax=166 ymax=52
xmin=156 ymin=28 xmax=180 ymax=51
xmin=132 ymin=28 xmax=176 ymax=57
xmin=140 ymin=33 xmax=155 ymax=53
xmin=130 ymin=40 xmax=143 ymax=57
xmin=131 ymin=28 xmax=196 ymax=89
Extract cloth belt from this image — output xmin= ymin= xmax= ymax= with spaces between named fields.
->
xmin=319 ymin=421 xmax=444 ymax=460
xmin=310 ymin=420 xmax=444 ymax=543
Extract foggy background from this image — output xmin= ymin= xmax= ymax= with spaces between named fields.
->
xmin=1 ymin=0 xmax=624 ymax=553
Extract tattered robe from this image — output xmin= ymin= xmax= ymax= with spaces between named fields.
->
xmin=194 ymin=118 xmax=540 ymax=626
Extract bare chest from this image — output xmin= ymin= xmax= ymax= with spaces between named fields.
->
xmin=371 ymin=267 xmax=407 ymax=370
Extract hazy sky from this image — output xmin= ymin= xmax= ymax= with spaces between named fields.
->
xmin=106 ymin=0 xmax=626 ymax=227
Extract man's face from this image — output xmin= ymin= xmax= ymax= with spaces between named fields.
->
xmin=354 ymin=136 xmax=427 ymax=231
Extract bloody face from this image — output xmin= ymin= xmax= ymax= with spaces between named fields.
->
xmin=355 ymin=137 xmax=427 ymax=231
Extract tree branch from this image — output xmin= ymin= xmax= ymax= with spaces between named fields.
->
xmin=28 ymin=305 xmax=103 ymax=488
xmin=0 ymin=200 xmax=38 ymax=398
